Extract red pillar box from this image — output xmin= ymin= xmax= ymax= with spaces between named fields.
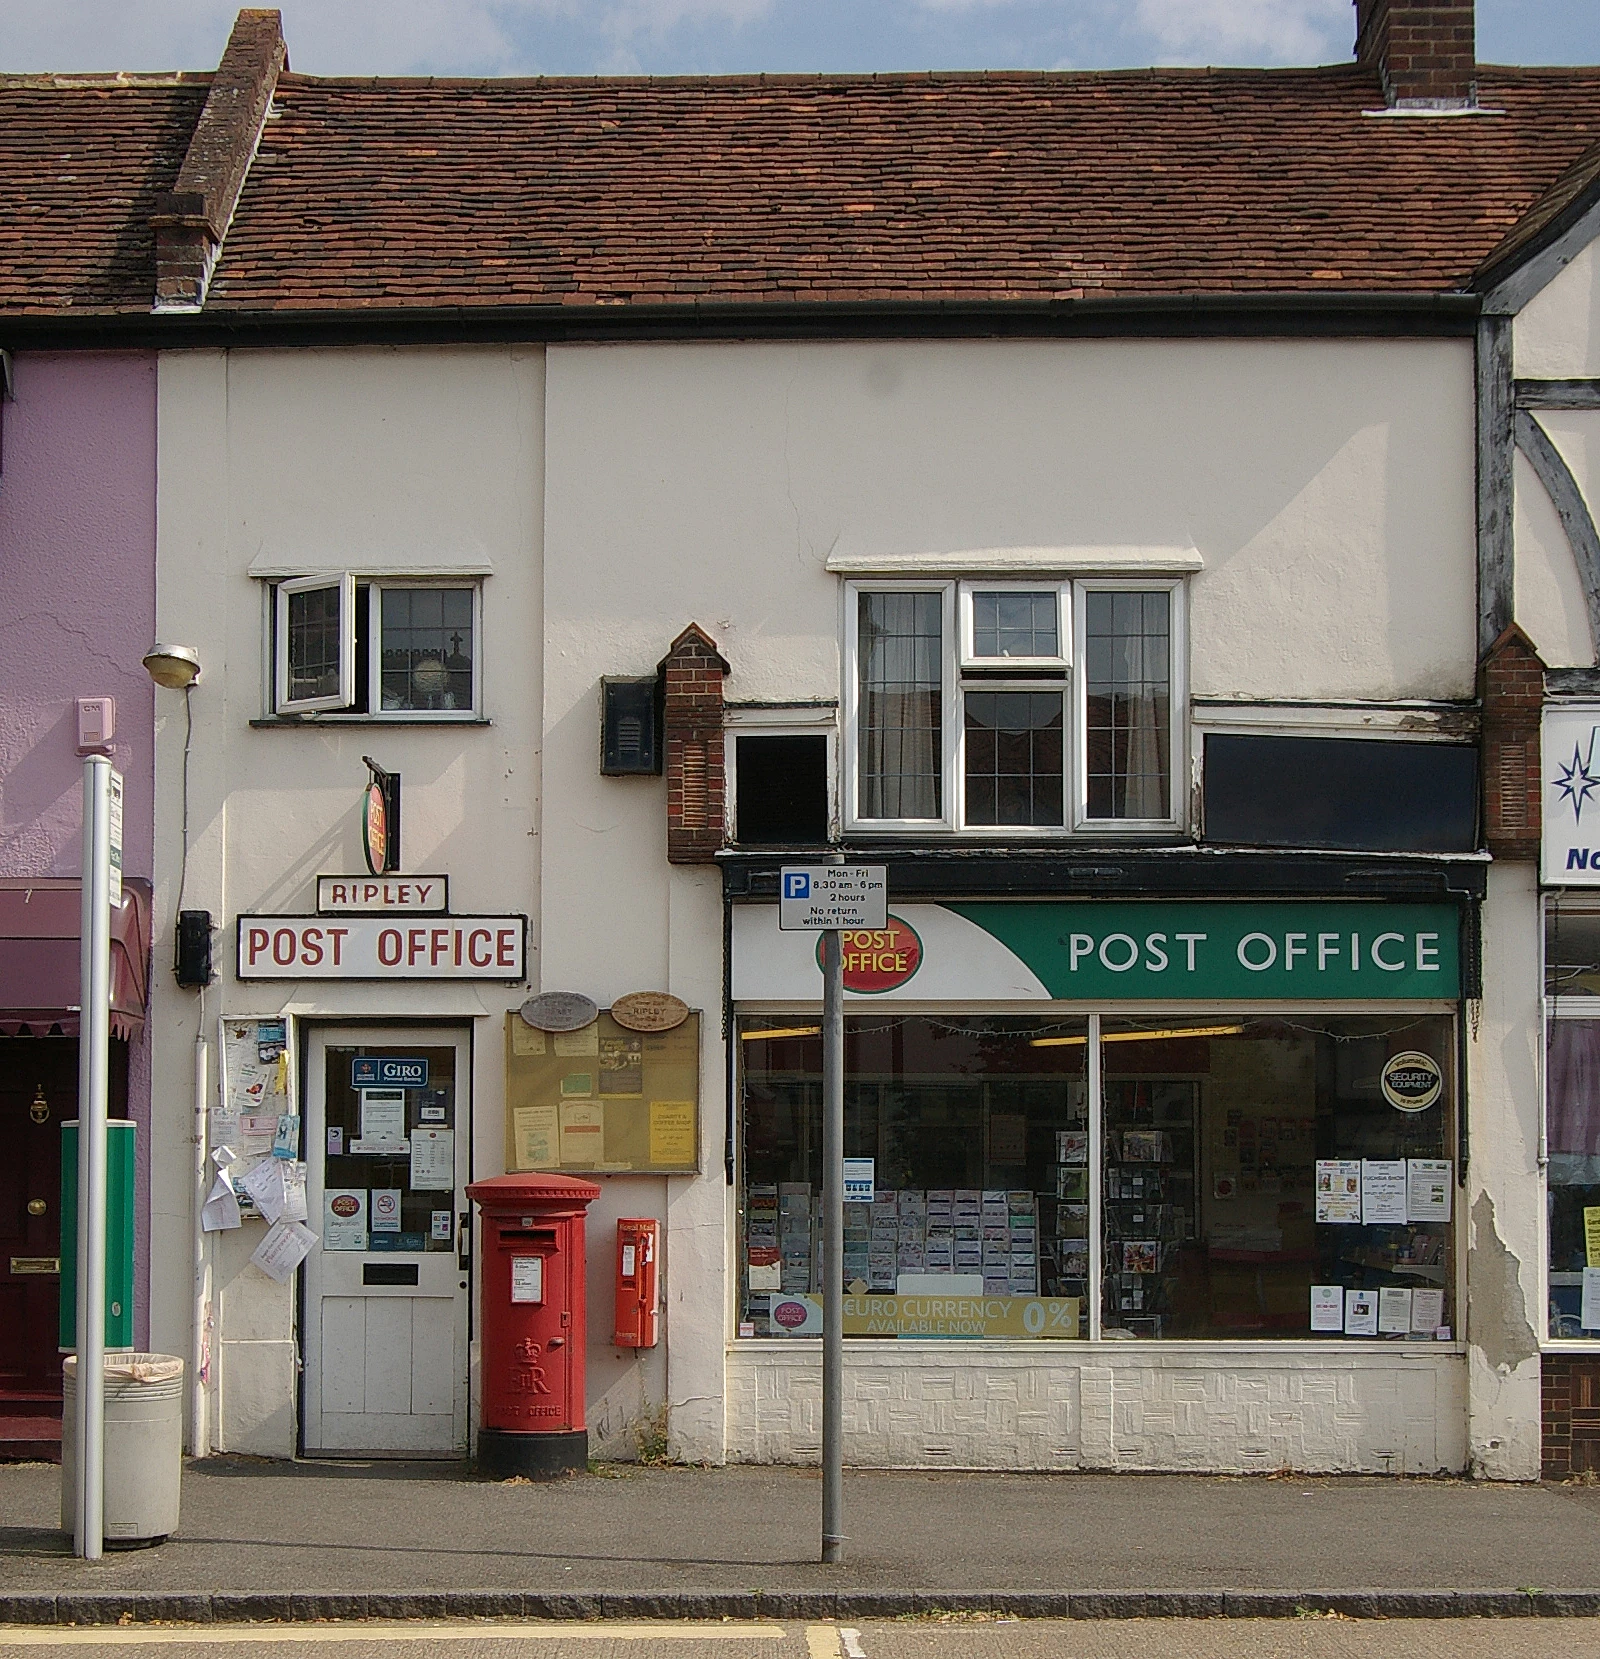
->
xmin=466 ymin=1172 xmax=601 ymax=1479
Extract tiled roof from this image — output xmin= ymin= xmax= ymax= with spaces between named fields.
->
xmin=0 ymin=77 xmax=208 ymax=313
xmin=205 ymin=65 xmax=1600 ymax=311
xmin=6 ymin=63 xmax=1600 ymax=317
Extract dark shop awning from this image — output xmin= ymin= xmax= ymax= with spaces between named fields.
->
xmin=0 ymin=878 xmax=151 ymax=1040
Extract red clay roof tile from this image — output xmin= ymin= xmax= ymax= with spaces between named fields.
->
xmin=6 ymin=63 xmax=1600 ymax=317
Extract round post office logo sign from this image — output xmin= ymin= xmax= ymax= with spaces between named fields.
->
xmin=363 ymin=780 xmax=388 ymax=876
xmin=815 ymin=916 xmax=923 ymax=994
xmin=1381 ymin=1051 xmax=1443 ymax=1112
xmin=771 ymin=1298 xmax=810 ymax=1331
xmin=330 ymin=1194 xmax=361 ymax=1219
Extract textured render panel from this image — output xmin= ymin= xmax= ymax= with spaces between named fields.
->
xmin=217 ymin=1339 xmax=296 ymax=1457
xmin=1515 ymin=238 xmax=1600 ymax=381
xmin=727 ymin=1346 xmax=1466 ymax=1473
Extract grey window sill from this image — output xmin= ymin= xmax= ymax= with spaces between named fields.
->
xmin=250 ymin=716 xmax=494 ymax=729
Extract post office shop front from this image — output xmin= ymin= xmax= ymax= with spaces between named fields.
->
xmin=724 ymin=880 xmax=1477 ymax=1473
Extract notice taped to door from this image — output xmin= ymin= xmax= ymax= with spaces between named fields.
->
xmin=505 ymin=1009 xmax=700 ymax=1174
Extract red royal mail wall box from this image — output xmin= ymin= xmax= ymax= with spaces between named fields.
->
xmin=466 ymin=1171 xmax=601 ymax=1480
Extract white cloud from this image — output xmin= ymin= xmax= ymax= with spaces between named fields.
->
xmin=0 ymin=0 xmax=773 ymax=76
xmin=1133 ymin=0 xmax=1351 ymax=64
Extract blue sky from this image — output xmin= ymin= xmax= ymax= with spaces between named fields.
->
xmin=2 ymin=0 xmax=1598 ymax=78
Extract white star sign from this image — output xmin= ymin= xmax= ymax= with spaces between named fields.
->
xmin=1543 ymin=705 xmax=1600 ymax=884
xmin=1554 ymin=727 xmax=1600 ymax=824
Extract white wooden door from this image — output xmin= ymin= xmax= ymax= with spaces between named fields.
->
xmin=302 ymin=1026 xmax=470 ymax=1456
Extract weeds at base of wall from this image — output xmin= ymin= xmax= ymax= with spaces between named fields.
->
xmin=634 ymin=1402 xmax=671 ymax=1466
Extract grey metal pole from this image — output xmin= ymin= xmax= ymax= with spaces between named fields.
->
xmin=821 ymin=926 xmax=844 ymax=1564
xmin=76 ymin=754 xmax=111 ymax=1561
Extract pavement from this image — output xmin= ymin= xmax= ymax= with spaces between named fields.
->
xmin=6 ymin=1459 xmax=1600 ymax=1624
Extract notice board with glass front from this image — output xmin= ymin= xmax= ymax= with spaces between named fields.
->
xmin=504 ymin=1010 xmax=701 ymax=1174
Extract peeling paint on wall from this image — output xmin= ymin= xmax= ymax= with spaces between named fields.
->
xmin=1470 ymin=1191 xmax=1538 ymax=1375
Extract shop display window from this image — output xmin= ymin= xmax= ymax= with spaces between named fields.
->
xmin=740 ymin=1016 xmax=1089 ymax=1336
xmin=1100 ymin=1018 xmax=1455 ymax=1339
xmin=738 ymin=1012 xmax=1457 ymax=1341
xmin=1544 ymin=902 xmax=1600 ymax=1339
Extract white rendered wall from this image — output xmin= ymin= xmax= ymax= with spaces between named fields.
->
xmin=541 ymin=336 xmax=1479 ymax=1466
xmin=152 ymin=344 xmax=544 ymax=1457
xmin=1514 ymin=240 xmax=1600 ymax=381
xmin=1513 ymin=411 xmax=1600 ymax=668
xmin=727 ymin=1343 xmax=1466 ymax=1473
xmin=1464 ymin=863 xmax=1544 ymax=1480
xmin=545 ymin=337 xmax=1476 ymax=709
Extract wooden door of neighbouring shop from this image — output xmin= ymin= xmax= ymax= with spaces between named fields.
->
xmin=301 ymin=1026 xmax=471 ymax=1457
xmin=0 ymin=1038 xmax=125 ymax=1452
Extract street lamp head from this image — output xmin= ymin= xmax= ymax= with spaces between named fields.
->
xmin=141 ymin=644 xmax=201 ymax=690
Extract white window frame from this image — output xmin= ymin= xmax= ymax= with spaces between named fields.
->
xmin=724 ymin=704 xmax=840 ymax=844
xmin=846 ymin=575 xmax=1185 ymax=836
xmin=1072 ymin=576 xmax=1187 ymax=835
xmin=844 ymin=580 xmax=958 ymax=831
xmin=958 ymin=579 xmax=1071 ymax=670
xmin=269 ymin=574 xmax=483 ymax=721
xmin=365 ymin=579 xmax=484 ymax=722
xmin=275 ymin=572 xmax=356 ymax=715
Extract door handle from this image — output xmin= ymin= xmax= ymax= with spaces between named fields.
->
xmin=457 ymin=1211 xmax=471 ymax=1270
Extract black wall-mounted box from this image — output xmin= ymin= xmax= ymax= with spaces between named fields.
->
xmin=601 ymin=676 xmax=663 ymax=775
xmin=175 ymin=909 xmax=214 ymax=988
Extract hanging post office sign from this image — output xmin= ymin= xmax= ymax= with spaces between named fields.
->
xmin=238 ymin=914 xmax=526 ymax=980
xmin=1544 ymin=704 xmax=1600 ymax=884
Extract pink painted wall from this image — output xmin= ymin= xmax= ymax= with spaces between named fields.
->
xmin=0 ymin=352 xmax=156 ymax=879
xmin=0 ymin=351 xmax=158 ymax=1349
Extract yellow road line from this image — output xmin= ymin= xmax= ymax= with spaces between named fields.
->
xmin=803 ymin=1627 xmax=839 ymax=1659
xmin=0 ymin=1623 xmax=786 ymax=1647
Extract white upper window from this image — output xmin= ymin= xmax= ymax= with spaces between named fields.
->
xmin=844 ymin=577 xmax=1184 ymax=834
xmin=272 ymin=577 xmax=482 ymax=720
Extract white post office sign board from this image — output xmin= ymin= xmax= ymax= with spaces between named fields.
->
xmin=238 ymin=914 xmax=527 ymax=979
xmin=1544 ymin=704 xmax=1600 ymax=884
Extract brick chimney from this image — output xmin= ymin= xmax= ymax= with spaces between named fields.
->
xmin=660 ymin=624 xmax=730 ymax=865
xmin=1354 ymin=0 xmax=1476 ymax=108
xmin=1479 ymin=623 xmax=1545 ymax=861
xmin=151 ymin=9 xmax=286 ymax=311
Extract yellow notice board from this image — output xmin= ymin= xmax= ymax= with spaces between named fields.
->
xmin=505 ymin=1010 xmax=700 ymax=1174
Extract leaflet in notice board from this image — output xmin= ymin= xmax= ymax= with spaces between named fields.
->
xmin=505 ymin=1009 xmax=700 ymax=1173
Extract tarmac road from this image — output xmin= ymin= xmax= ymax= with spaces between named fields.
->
xmin=6 ymin=1622 xmax=1600 ymax=1659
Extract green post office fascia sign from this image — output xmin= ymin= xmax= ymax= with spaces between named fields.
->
xmin=947 ymin=901 xmax=1460 ymax=1000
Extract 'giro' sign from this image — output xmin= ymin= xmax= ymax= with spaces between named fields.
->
xmin=238 ymin=914 xmax=526 ymax=980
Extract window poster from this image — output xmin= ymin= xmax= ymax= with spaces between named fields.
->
xmin=1344 ymin=1287 xmax=1378 ymax=1335
xmin=1411 ymin=1288 xmax=1444 ymax=1333
xmin=409 ymin=1127 xmax=454 ymax=1191
xmin=325 ymin=1189 xmax=367 ymax=1250
xmin=1585 ymin=1206 xmax=1600 ymax=1268
xmin=1406 ymin=1159 xmax=1453 ymax=1223
xmin=1584 ymin=1267 xmax=1600 ymax=1333
xmin=355 ymin=1089 xmax=406 ymax=1152
xmin=1310 ymin=1285 xmax=1344 ymax=1331
xmin=1377 ymin=1285 xmax=1413 ymax=1334
xmin=1316 ymin=1160 xmax=1362 ymax=1223
xmin=1361 ymin=1160 xmax=1408 ymax=1225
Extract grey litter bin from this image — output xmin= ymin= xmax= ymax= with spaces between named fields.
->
xmin=61 ymin=1353 xmax=184 ymax=1547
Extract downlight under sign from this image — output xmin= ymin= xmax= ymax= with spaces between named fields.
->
xmin=1544 ymin=703 xmax=1600 ymax=885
